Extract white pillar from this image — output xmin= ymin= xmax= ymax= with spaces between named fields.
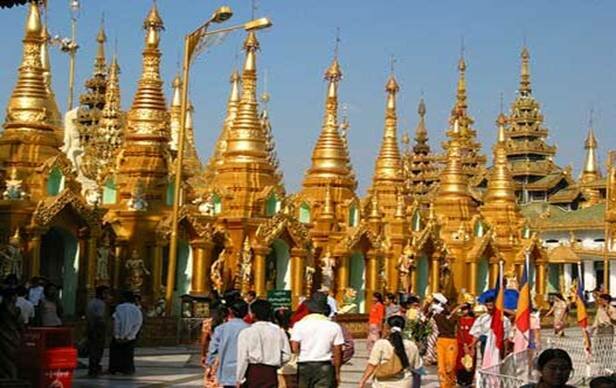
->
xmin=610 ymin=260 xmax=616 ymax=296
xmin=583 ymin=261 xmax=596 ymax=302
xmin=563 ymin=264 xmax=573 ymax=290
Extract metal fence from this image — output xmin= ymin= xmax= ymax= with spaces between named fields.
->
xmin=477 ymin=333 xmax=616 ymax=387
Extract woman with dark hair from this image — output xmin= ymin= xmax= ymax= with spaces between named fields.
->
xmin=367 ymin=292 xmax=385 ymax=352
xmin=200 ymin=298 xmax=229 ymax=387
xmin=520 ymin=348 xmax=575 ymax=388
xmin=359 ymin=315 xmax=423 ymax=388
xmin=545 ymin=294 xmax=568 ymax=337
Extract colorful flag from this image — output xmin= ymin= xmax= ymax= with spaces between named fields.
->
xmin=483 ymin=260 xmax=505 ymax=368
xmin=514 ymin=253 xmax=531 ymax=353
xmin=575 ymin=267 xmax=588 ymax=328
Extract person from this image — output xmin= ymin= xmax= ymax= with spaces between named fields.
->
xmin=367 ymin=292 xmax=385 ymax=352
xmin=331 ymin=311 xmax=355 ymax=365
xmin=274 ymin=308 xmax=297 ymax=388
xmin=86 ymin=286 xmax=109 ymax=377
xmin=545 ymin=294 xmax=569 ymax=337
xmin=359 ymin=315 xmax=423 ymax=388
xmin=27 ymin=277 xmax=44 ymax=305
xmin=319 ymin=286 xmax=337 ymax=318
xmin=431 ymin=293 xmax=459 ymax=388
xmin=290 ymin=292 xmax=344 ymax=388
xmin=244 ymin=290 xmax=257 ymax=324
xmin=469 ymin=297 xmax=512 ymax=360
xmin=108 ymin=291 xmax=143 ymax=375
xmin=15 ymin=285 xmax=34 ymax=326
xmin=206 ymin=299 xmax=250 ymax=387
xmin=0 ymin=288 xmax=21 ymax=379
xmin=236 ymin=299 xmax=291 ymax=388
xmin=589 ymin=376 xmax=616 ymax=388
xmin=592 ymin=294 xmax=616 ymax=335
xmin=290 ymin=297 xmax=309 ymax=327
xmin=520 ymin=348 xmax=575 ymax=388
xmin=201 ymin=299 xmax=228 ymax=388
xmin=37 ymin=282 xmax=62 ymax=327
xmin=455 ymin=303 xmax=475 ymax=387
xmin=384 ymin=293 xmax=400 ymax=319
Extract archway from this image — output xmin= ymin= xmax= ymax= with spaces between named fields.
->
xmin=415 ymin=253 xmax=429 ymax=297
xmin=40 ymin=227 xmax=79 ymax=316
xmin=349 ymin=252 xmax=366 ymax=313
xmin=265 ymin=239 xmax=291 ymax=290
xmin=171 ymin=240 xmax=192 ymax=313
xmin=476 ymin=256 xmax=490 ymax=294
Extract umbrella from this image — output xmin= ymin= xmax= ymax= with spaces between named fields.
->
xmin=478 ymin=288 xmax=520 ymax=310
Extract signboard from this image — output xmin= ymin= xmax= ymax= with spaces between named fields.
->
xmin=267 ymin=289 xmax=292 ymax=309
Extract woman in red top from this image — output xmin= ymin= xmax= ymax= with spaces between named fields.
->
xmin=367 ymin=292 xmax=385 ymax=353
xmin=455 ymin=304 xmax=476 ymax=387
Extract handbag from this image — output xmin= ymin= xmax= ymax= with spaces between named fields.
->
xmin=374 ymin=353 xmax=403 ymax=379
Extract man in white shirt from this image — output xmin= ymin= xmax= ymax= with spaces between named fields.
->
xmin=469 ymin=297 xmax=512 ymax=358
xmin=236 ymin=299 xmax=291 ymax=387
xmin=108 ymin=291 xmax=143 ymax=375
xmin=27 ymin=277 xmax=44 ymax=306
xmin=291 ymin=292 xmax=344 ymax=388
xmin=15 ymin=286 xmax=34 ymax=325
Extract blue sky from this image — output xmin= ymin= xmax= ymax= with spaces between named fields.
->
xmin=0 ymin=1 xmax=614 ymax=194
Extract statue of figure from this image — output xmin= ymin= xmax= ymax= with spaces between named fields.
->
xmin=439 ymin=259 xmax=453 ymax=298
xmin=2 ymin=168 xmax=27 ymax=200
xmin=125 ymin=249 xmax=150 ymax=293
xmin=240 ymin=238 xmax=253 ymax=293
xmin=210 ymin=249 xmax=226 ymax=293
xmin=320 ymin=250 xmax=336 ymax=289
xmin=96 ymin=235 xmax=112 ymax=283
xmin=147 ymin=287 xmax=167 ymax=318
xmin=338 ymin=287 xmax=358 ymax=314
xmin=305 ymin=266 xmax=315 ymax=296
xmin=127 ymin=180 xmax=148 ymax=211
xmin=0 ymin=229 xmax=23 ymax=280
xmin=84 ymin=186 xmax=102 ymax=206
xmin=197 ymin=193 xmax=215 ymax=216
xmin=397 ymin=242 xmax=414 ymax=292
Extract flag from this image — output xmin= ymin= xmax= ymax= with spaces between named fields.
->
xmin=514 ymin=253 xmax=531 ymax=353
xmin=483 ymin=260 xmax=505 ymax=368
xmin=575 ymin=263 xmax=592 ymax=353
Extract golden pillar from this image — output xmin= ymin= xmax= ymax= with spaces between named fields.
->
xmin=28 ymin=232 xmax=42 ymax=277
xmin=253 ymin=247 xmax=270 ymax=298
xmin=336 ymin=253 xmax=349 ymax=301
xmin=489 ymin=260 xmax=499 ymax=288
xmin=536 ymin=262 xmax=546 ymax=306
xmin=388 ymin=246 xmax=401 ymax=293
xmin=469 ymin=261 xmax=477 ymax=295
xmin=365 ymin=251 xmax=379 ymax=311
xmin=191 ymin=240 xmax=213 ymax=295
xmin=86 ymin=235 xmax=98 ymax=290
xmin=113 ymin=244 xmax=125 ymax=290
xmin=152 ymin=243 xmax=164 ymax=300
xmin=430 ymin=253 xmax=440 ymax=293
xmin=290 ymin=248 xmax=306 ymax=308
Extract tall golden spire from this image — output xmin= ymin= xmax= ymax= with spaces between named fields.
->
xmin=519 ymin=47 xmax=531 ymax=96
xmin=203 ymin=69 xmax=241 ymax=185
xmin=414 ymin=98 xmax=429 ymax=153
xmin=115 ymin=3 xmax=170 ymax=206
xmin=436 ymin=136 xmax=469 ymax=198
xmin=483 ymin=115 xmax=517 ymax=206
xmin=302 ymin=55 xmax=356 ymax=191
xmin=2 ymin=2 xmax=60 ymax=147
xmin=94 ymin=18 xmax=107 ymax=76
xmin=581 ymin=119 xmax=601 ymax=183
xmin=370 ymin=74 xmax=403 ymax=192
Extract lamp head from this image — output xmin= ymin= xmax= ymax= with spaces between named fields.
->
xmin=211 ymin=6 xmax=233 ymax=23
xmin=244 ymin=17 xmax=272 ymax=31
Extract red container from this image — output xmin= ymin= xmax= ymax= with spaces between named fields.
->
xmin=18 ymin=328 xmax=77 ymax=388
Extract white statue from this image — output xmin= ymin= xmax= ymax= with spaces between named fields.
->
xmin=210 ymin=249 xmax=226 ymax=293
xmin=197 ymin=194 xmax=215 ymax=216
xmin=0 ymin=229 xmax=23 ymax=279
xmin=96 ymin=236 xmax=112 ymax=283
xmin=320 ymin=250 xmax=336 ymax=289
xmin=240 ymin=238 xmax=252 ymax=293
xmin=2 ymin=168 xmax=27 ymax=200
xmin=305 ymin=266 xmax=315 ymax=296
xmin=62 ymin=108 xmax=83 ymax=173
xmin=127 ymin=180 xmax=148 ymax=211
xmin=125 ymin=249 xmax=150 ymax=293
xmin=85 ymin=186 xmax=102 ymax=206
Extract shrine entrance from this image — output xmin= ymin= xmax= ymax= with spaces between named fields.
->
xmin=265 ymin=239 xmax=291 ymax=290
xmin=476 ymin=256 xmax=490 ymax=294
xmin=349 ymin=252 xmax=366 ymax=313
xmin=415 ymin=254 xmax=429 ymax=297
xmin=40 ymin=227 xmax=79 ymax=316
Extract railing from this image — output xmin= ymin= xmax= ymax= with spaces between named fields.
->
xmin=477 ymin=333 xmax=616 ymax=387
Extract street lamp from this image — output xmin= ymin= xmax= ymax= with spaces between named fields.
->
xmin=165 ymin=8 xmax=273 ymax=314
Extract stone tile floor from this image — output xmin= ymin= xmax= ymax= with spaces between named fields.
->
xmin=72 ymin=340 xmax=440 ymax=387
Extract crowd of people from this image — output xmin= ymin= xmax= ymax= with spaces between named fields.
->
xmin=0 ymin=274 xmax=144 ymax=380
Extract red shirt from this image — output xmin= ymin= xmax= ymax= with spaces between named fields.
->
xmin=369 ymin=302 xmax=385 ymax=325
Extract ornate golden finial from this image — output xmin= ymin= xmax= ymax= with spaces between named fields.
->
xmin=369 ymin=193 xmax=381 ymax=219
xmin=94 ymin=15 xmax=107 ymax=76
xmin=484 ymin=118 xmax=517 ymax=205
xmin=321 ymin=184 xmax=335 ymax=220
xmin=581 ymin=110 xmax=601 ymax=182
xmin=171 ymin=74 xmax=182 ymax=108
xmin=496 ymin=113 xmax=507 ymax=143
xmin=3 ymin=2 xmax=59 ymax=143
xmin=519 ymin=46 xmax=531 ymax=96
xmin=436 ymin=139 xmax=469 ymax=197
xmin=395 ymin=189 xmax=406 ymax=219
xmin=413 ymin=98 xmax=429 ymax=154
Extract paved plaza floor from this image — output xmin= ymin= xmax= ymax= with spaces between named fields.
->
xmin=72 ymin=339 xmax=440 ymax=387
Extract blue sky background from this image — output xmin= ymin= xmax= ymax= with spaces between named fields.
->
xmin=0 ymin=0 xmax=614 ymax=194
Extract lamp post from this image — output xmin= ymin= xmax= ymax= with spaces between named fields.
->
xmin=165 ymin=8 xmax=273 ymax=314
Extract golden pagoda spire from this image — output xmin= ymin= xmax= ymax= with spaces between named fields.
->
xmin=437 ymin=136 xmax=469 ymax=198
xmin=203 ymin=69 xmax=241 ymax=184
xmin=302 ymin=55 xmax=356 ymax=191
xmin=183 ymin=102 xmax=202 ymax=178
xmin=2 ymin=2 xmax=60 ymax=146
xmin=115 ymin=3 xmax=170 ymax=206
xmin=413 ymin=98 xmax=429 ymax=154
xmin=320 ymin=184 xmax=335 ymax=220
xmin=519 ymin=46 xmax=531 ymax=97
xmin=94 ymin=17 xmax=107 ymax=77
xmin=484 ymin=115 xmax=517 ymax=206
xmin=581 ymin=114 xmax=601 ymax=182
